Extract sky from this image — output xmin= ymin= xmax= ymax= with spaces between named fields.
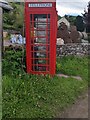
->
xmin=1 ymin=0 xmax=89 ymax=16
xmin=56 ymin=0 xmax=89 ymax=16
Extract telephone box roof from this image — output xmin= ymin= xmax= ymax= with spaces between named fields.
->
xmin=25 ymin=0 xmax=56 ymax=2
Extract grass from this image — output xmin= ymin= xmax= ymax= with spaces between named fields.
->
xmin=56 ymin=56 xmax=88 ymax=81
xmin=2 ymin=75 xmax=87 ymax=118
xmin=2 ymin=49 xmax=88 ymax=118
xmin=0 ymin=85 xmax=2 ymax=120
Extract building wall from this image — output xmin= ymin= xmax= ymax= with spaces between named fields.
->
xmin=58 ymin=17 xmax=70 ymax=29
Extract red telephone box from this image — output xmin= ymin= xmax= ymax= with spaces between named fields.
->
xmin=25 ymin=0 xmax=57 ymax=75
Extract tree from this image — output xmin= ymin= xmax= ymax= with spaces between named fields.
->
xmin=3 ymin=3 xmax=24 ymax=32
xmin=83 ymin=1 xmax=90 ymax=33
xmin=68 ymin=15 xmax=76 ymax=25
xmin=75 ymin=15 xmax=85 ymax=32
xmin=58 ymin=15 xmax=61 ymax=20
xmin=64 ymin=15 xmax=76 ymax=25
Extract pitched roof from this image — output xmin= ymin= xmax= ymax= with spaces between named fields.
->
xmin=58 ymin=17 xmax=70 ymax=27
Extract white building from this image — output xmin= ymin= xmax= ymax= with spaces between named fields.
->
xmin=58 ymin=17 xmax=70 ymax=29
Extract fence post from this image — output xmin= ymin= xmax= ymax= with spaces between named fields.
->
xmin=0 ymin=6 xmax=2 ymax=120
xmin=0 ymin=7 xmax=3 ymax=55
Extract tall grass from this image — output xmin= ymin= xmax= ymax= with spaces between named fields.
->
xmin=56 ymin=56 xmax=88 ymax=81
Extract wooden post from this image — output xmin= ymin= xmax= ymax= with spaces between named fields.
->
xmin=0 ymin=7 xmax=3 ymax=57
xmin=0 ymin=6 xmax=2 ymax=120
xmin=0 ymin=6 xmax=2 ymax=80
xmin=0 ymin=2 xmax=13 ymax=119
xmin=0 ymin=7 xmax=3 ymax=49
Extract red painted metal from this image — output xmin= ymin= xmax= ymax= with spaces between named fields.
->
xmin=25 ymin=0 xmax=57 ymax=75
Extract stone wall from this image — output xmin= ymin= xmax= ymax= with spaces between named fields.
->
xmin=57 ymin=43 xmax=90 ymax=56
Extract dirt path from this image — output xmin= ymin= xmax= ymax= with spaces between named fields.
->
xmin=58 ymin=89 xmax=88 ymax=118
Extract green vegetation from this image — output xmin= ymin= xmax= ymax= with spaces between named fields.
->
xmin=58 ymin=15 xmax=61 ymax=20
xmin=82 ymin=2 xmax=90 ymax=33
xmin=0 ymin=82 xmax=2 ymax=120
xmin=64 ymin=15 xmax=76 ymax=25
xmin=56 ymin=56 xmax=88 ymax=81
xmin=3 ymin=3 xmax=24 ymax=31
xmin=2 ymin=49 xmax=88 ymax=118
xmin=3 ymin=3 xmax=77 ymax=32
xmin=75 ymin=16 xmax=85 ymax=32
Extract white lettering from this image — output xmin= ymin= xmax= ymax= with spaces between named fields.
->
xmin=28 ymin=3 xmax=52 ymax=8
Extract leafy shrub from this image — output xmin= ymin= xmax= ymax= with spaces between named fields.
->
xmin=2 ymin=48 xmax=26 ymax=76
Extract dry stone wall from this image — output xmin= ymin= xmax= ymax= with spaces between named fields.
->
xmin=57 ymin=43 xmax=90 ymax=56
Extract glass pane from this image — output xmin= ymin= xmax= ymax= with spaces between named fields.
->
xmin=30 ymin=14 xmax=50 ymax=72
xmin=32 ymin=66 xmax=49 ymax=72
xmin=36 ymin=30 xmax=46 ymax=37
xmin=31 ymin=45 xmax=49 ymax=52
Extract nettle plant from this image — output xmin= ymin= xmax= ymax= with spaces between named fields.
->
xmin=2 ymin=48 xmax=26 ymax=76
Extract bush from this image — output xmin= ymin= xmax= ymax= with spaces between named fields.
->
xmin=2 ymin=48 xmax=26 ymax=76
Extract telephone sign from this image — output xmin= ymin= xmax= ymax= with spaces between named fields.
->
xmin=29 ymin=3 xmax=52 ymax=7
xmin=25 ymin=0 xmax=57 ymax=75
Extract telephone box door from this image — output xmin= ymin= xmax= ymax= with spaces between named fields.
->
xmin=28 ymin=14 xmax=51 ymax=74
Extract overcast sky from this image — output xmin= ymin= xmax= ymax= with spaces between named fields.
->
xmin=56 ymin=0 xmax=89 ymax=16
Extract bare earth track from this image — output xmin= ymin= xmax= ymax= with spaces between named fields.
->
xmin=58 ymin=89 xmax=88 ymax=118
